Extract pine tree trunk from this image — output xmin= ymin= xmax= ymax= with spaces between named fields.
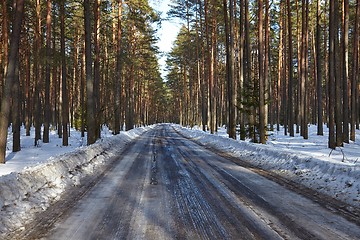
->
xmin=84 ymin=0 xmax=96 ymax=145
xmin=316 ymin=0 xmax=323 ymax=135
xmin=60 ymin=1 xmax=69 ymax=146
xmin=328 ymin=0 xmax=336 ymax=149
xmin=12 ymin=59 xmax=20 ymax=152
xmin=34 ymin=0 xmax=42 ymax=146
xmin=287 ymin=0 xmax=294 ymax=137
xmin=0 ymin=0 xmax=24 ymax=163
xmin=94 ymin=0 xmax=101 ymax=137
xmin=258 ymin=0 xmax=266 ymax=143
xmin=114 ymin=0 xmax=122 ymax=135
xmin=43 ymin=0 xmax=52 ymax=143
xmin=0 ymin=0 xmax=9 ymax=83
xmin=350 ymin=0 xmax=359 ymax=141
xmin=334 ymin=0 xmax=343 ymax=146
xmin=224 ymin=0 xmax=236 ymax=139
xmin=342 ymin=0 xmax=349 ymax=143
xmin=81 ymin=42 xmax=85 ymax=138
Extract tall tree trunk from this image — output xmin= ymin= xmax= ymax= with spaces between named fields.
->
xmin=0 ymin=0 xmax=24 ymax=163
xmin=114 ymin=0 xmax=123 ymax=135
xmin=277 ymin=0 xmax=285 ymax=132
xmin=244 ymin=0 xmax=255 ymax=141
xmin=342 ymin=0 xmax=349 ymax=143
xmin=12 ymin=59 xmax=20 ymax=152
xmin=316 ymin=0 xmax=323 ymax=135
xmin=300 ymin=0 xmax=309 ymax=139
xmin=259 ymin=0 xmax=266 ymax=143
xmin=239 ymin=0 xmax=245 ymax=140
xmin=334 ymin=0 xmax=342 ymax=146
xmin=350 ymin=0 xmax=360 ymax=141
xmin=25 ymin=41 xmax=31 ymax=136
xmin=287 ymin=0 xmax=294 ymax=137
xmin=34 ymin=0 xmax=42 ymax=146
xmin=205 ymin=0 xmax=214 ymax=133
xmin=60 ymin=1 xmax=68 ymax=146
xmin=265 ymin=0 xmax=270 ymax=131
xmin=224 ymin=0 xmax=236 ymax=139
xmin=43 ymin=0 xmax=52 ymax=143
xmin=81 ymin=42 xmax=85 ymax=138
xmin=328 ymin=0 xmax=336 ymax=149
xmin=84 ymin=0 xmax=96 ymax=145
xmin=94 ymin=0 xmax=101 ymax=137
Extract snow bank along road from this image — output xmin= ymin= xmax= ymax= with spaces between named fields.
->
xmin=18 ymin=124 xmax=360 ymax=239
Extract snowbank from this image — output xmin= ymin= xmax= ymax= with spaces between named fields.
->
xmin=0 ymin=126 xmax=153 ymax=237
xmin=173 ymin=125 xmax=360 ymax=208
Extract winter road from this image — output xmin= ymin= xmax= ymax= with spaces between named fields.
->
xmin=24 ymin=124 xmax=360 ymax=239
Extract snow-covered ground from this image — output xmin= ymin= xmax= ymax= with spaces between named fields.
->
xmin=0 ymin=123 xmax=359 ymax=237
xmin=173 ymin=124 xmax=360 ymax=208
xmin=1 ymin=126 xmax=113 ymax=177
xmin=0 ymin=125 xmax=154 ymax=237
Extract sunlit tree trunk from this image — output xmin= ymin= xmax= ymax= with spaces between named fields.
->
xmin=258 ymin=0 xmax=266 ymax=143
xmin=287 ymin=0 xmax=294 ymax=137
xmin=114 ymin=0 xmax=123 ymax=135
xmin=316 ymin=0 xmax=323 ymax=136
xmin=43 ymin=0 xmax=52 ymax=143
xmin=300 ymin=0 xmax=308 ymax=139
xmin=94 ymin=0 xmax=101 ymax=137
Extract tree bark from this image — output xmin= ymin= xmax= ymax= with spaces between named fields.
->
xmin=224 ymin=0 xmax=236 ymax=139
xmin=287 ymin=0 xmax=294 ymax=137
xmin=334 ymin=0 xmax=342 ymax=146
xmin=316 ymin=0 xmax=323 ymax=135
xmin=94 ymin=0 xmax=101 ymax=137
xmin=60 ymin=1 xmax=69 ymax=146
xmin=114 ymin=0 xmax=123 ymax=135
xmin=12 ymin=59 xmax=20 ymax=152
xmin=0 ymin=0 xmax=24 ymax=163
xmin=84 ymin=0 xmax=96 ymax=145
xmin=34 ymin=0 xmax=42 ymax=146
xmin=259 ymin=0 xmax=266 ymax=143
xmin=342 ymin=0 xmax=349 ymax=143
xmin=43 ymin=0 xmax=52 ymax=143
xmin=350 ymin=0 xmax=359 ymax=141
xmin=328 ymin=0 xmax=336 ymax=149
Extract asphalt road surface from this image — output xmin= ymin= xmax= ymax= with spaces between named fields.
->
xmin=22 ymin=124 xmax=360 ymax=239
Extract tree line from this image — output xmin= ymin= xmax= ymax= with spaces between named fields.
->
xmin=0 ymin=0 xmax=359 ymax=164
xmin=0 ymin=0 xmax=168 ymax=163
xmin=166 ymin=0 xmax=360 ymax=147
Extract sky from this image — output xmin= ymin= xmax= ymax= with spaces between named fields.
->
xmin=149 ymin=0 xmax=181 ymax=79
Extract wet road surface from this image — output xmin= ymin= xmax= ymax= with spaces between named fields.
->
xmin=21 ymin=124 xmax=360 ymax=239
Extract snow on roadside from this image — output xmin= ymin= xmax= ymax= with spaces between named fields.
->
xmin=173 ymin=124 xmax=360 ymax=208
xmin=0 ymin=126 xmax=153 ymax=238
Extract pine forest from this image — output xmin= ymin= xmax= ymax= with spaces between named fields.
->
xmin=0 ymin=0 xmax=359 ymax=164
